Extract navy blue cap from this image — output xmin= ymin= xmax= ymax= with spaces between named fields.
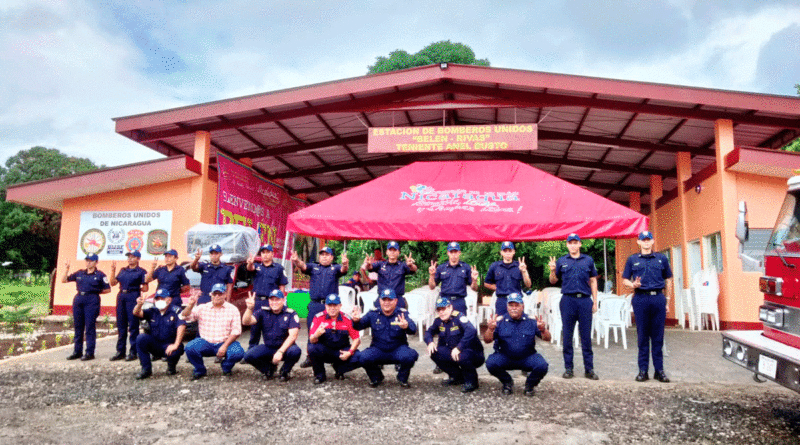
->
xmin=209 ymin=244 xmax=222 ymax=253
xmin=638 ymin=231 xmax=654 ymax=240
xmin=125 ymin=250 xmax=141 ymax=258
xmin=435 ymin=296 xmax=451 ymax=308
xmin=386 ymin=241 xmax=400 ymax=250
xmin=269 ymin=289 xmax=284 ymax=299
xmin=155 ymin=288 xmax=170 ymax=298
xmin=501 ymin=241 xmax=514 ymax=250
xmin=325 ymin=293 xmax=341 ymax=305
xmin=507 ymin=292 xmax=524 ymax=304
xmin=85 ymin=253 xmax=99 ymax=262
xmin=259 ymin=244 xmax=273 ymax=252
xmin=320 ymin=246 xmax=333 ymax=255
xmin=566 ymin=233 xmax=581 ymax=242
xmin=379 ymin=288 xmax=397 ymax=299
xmin=447 ymin=242 xmax=461 ymax=251
xmin=210 ymin=283 xmax=226 ymax=294
xmin=164 ymin=249 xmax=178 ymax=257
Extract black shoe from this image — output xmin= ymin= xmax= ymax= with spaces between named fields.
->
xmin=635 ymin=371 xmax=649 ymax=382
xmin=461 ymin=383 xmax=478 ymax=393
xmin=432 ymin=366 xmax=443 ymax=374
xmin=369 ymin=379 xmax=383 ymax=388
xmin=398 ymin=380 xmax=411 ymax=388
xmin=441 ymin=377 xmax=465 ymax=386
xmin=520 ymin=370 xmax=529 ymax=377
xmin=109 ymin=352 xmax=125 ymax=361
xmin=81 ymin=354 xmax=95 ymax=361
xmin=501 ymin=383 xmax=513 ymax=395
xmin=562 ymin=369 xmax=574 ymax=379
xmin=313 ymin=377 xmax=326 ymax=385
xmin=136 ymin=370 xmax=152 ymax=380
xmin=166 ymin=367 xmax=177 ymax=376
xmin=278 ymin=373 xmax=291 ymax=382
xmin=524 ymin=386 xmax=536 ymax=397
xmin=125 ymin=353 xmax=137 ymax=362
xmin=654 ymin=371 xmax=670 ymax=383
xmin=334 ymin=373 xmax=345 ymax=380
xmin=66 ymin=352 xmax=82 ymax=361
xmin=191 ymin=372 xmax=206 ymax=380
xmin=300 ymin=358 xmax=312 ymax=368
xmin=222 ymin=370 xmax=232 ymax=377
xmin=585 ymin=370 xmax=599 ymax=380
xmin=395 ymin=364 xmax=401 ymax=372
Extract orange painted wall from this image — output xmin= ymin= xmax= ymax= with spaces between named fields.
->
xmin=54 ymin=175 xmax=217 ymax=315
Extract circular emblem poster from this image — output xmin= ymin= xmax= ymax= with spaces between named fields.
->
xmin=147 ymin=230 xmax=168 ymax=255
xmin=80 ymin=229 xmax=106 ymax=255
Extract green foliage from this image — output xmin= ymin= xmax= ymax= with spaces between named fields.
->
xmin=0 ymin=290 xmax=35 ymax=333
xmin=0 ymin=146 xmax=101 ymax=271
xmin=368 ymin=40 xmax=490 ymax=74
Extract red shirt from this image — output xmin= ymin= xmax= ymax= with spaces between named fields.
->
xmin=310 ymin=311 xmax=359 ymax=350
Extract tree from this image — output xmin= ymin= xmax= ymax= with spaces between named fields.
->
xmin=0 ymin=147 xmax=101 ymax=271
xmin=784 ymin=84 xmax=800 ymax=152
xmin=368 ymin=41 xmax=490 ymax=74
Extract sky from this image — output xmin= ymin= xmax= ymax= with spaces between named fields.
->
xmin=2 ymin=0 xmax=799 ymax=168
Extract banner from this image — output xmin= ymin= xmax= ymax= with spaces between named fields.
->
xmin=216 ymin=153 xmax=306 ymax=260
xmin=367 ymin=124 xmax=538 ymax=153
xmin=77 ymin=211 xmax=173 ymax=260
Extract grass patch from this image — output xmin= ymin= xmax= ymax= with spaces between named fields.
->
xmin=0 ymin=283 xmax=50 ymax=317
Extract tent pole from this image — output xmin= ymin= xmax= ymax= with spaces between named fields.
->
xmin=282 ymin=230 xmax=291 ymax=288
xmin=603 ymin=238 xmax=608 ymax=291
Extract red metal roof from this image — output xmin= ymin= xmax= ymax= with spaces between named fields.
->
xmin=113 ymin=64 xmax=800 ymax=208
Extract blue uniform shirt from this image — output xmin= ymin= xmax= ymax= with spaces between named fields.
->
xmin=252 ymin=262 xmax=288 ymax=297
xmin=555 ymin=254 xmax=598 ymax=295
xmin=196 ymin=262 xmax=234 ymax=297
xmin=152 ymin=265 xmax=190 ymax=304
xmin=303 ymin=262 xmax=346 ymax=302
xmin=484 ymin=261 xmax=523 ymax=296
xmin=622 ymin=252 xmax=673 ymax=291
xmin=424 ymin=311 xmax=483 ymax=353
xmin=435 ymin=261 xmax=473 ymax=298
xmin=493 ymin=314 xmax=542 ymax=356
xmin=255 ymin=307 xmax=300 ymax=349
xmin=67 ymin=269 xmax=111 ymax=294
xmin=115 ymin=266 xmax=147 ymax=294
xmin=372 ymin=261 xmax=413 ymax=297
xmin=353 ymin=307 xmax=417 ymax=352
xmin=141 ymin=307 xmax=185 ymax=344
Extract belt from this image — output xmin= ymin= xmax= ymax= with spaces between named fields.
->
xmin=440 ymin=295 xmax=464 ymax=300
xmin=257 ymin=295 xmax=268 ymax=300
xmin=635 ymin=290 xmax=663 ymax=296
xmin=78 ymin=292 xmax=99 ymax=296
xmin=564 ymin=293 xmax=590 ymax=298
xmin=310 ymin=299 xmax=325 ymax=303
xmin=120 ymin=289 xmax=141 ymax=293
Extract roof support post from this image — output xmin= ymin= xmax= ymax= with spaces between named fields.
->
xmin=714 ymin=119 xmax=739 ymax=325
xmin=191 ymin=131 xmax=216 ymax=224
xmin=649 ymin=175 xmax=663 ymax=250
xmin=675 ymin=151 xmax=692 ymax=299
xmin=614 ymin=192 xmax=642 ymax=295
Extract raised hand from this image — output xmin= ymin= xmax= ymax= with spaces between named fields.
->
xmin=64 ymin=260 xmax=70 ymax=271
xmin=537 ymin=319 xmax=546 ymax=332
xmin=548 ymin=256 xmax=557 ymax=273
xmin=351 ymin=305 xmax=362 ymax=321
xmin=151 ymin=257 xmax=159 ymax=271
xmin=405 ymin=252 xmax=415 ymax=267
xmin=290 ymin=250 xmax=299 ymax=262
xmin=429 ymin=260 xmax=437 ymax=275
xmin=246 ymin=291 xmax=255 ymax=310
xmin=518 ymin=256 xmax=527 ymax=273
xmin=110 ymin=261 xmax=117 ymax=274
xmin=471 ymin=265 xmax=479 ymax=282
xmin=487 ymin=315 xmax=500 ymax=331
xmin=341 ymin=252 xmax=349 ymax=266
xmin=195 ymin=248 xmax=202 ymax=260
xmin=397 ymin=313 xmax=409 ymax=329
xmin=247 ymin=254 xmax=255 ymax=266
xmin=188 ymin=294 xmax=199 ymax=306
xmin=632 ymin=276 xmax=642 ymax=289
xmin=136 ymin=295 xmax=145 ymax=306
xmin=314 ymin=324 xmax=327 ymax=339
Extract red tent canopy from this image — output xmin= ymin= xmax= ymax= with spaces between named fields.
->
xmin=287 ymin=160 xmax=647 ymax=241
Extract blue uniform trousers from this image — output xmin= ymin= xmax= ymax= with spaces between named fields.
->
xmin=307 ymin=343 xmax=361 ymax=380
xmin=244 ymin=344 xmax=301 ymax=376
xmin=135 ymin=333 xmax=184 ymax=372
xmin=485 ymin=352 xmax=549 ymax=388
xmin=72 ymin=294 xmax=101 ymax=356
xmin=430 ymin=346 xmax=484 ymax=386
xmin=115 ymin=293 xmax=140 ymax=354
xmin=495 ymin=296 xmax=508 ymax=317
xmin=560 ymin=295 xmax=594 ymax=371
xmin=632 ymin=293 xmax=667 ymax=373
xmin=360 ymin=345 xmax=419 ymax=383
xmin=185 ymin=338 xmax=245 ymax=375
xmin=306 ymin=301 xmax=326 ymax=330
xmin=247 ymin=301 xmax=270 ymax=349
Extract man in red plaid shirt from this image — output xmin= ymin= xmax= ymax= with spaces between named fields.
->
xmin=182 ymin=283 xmax=245 ymax=380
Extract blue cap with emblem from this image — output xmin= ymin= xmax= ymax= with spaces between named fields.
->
xmin=325 ymin=293 xmax=341 ymax=305
xmin=164 ymin=249 xmax=178 ymax=257
xmin=269 ymin=289 xmax=284 ymax=299
xmin=507 ymin=292 xmax=524 ymax=304
xmin=380 ymin=288 xmax=397 ymax=299
xmin=435 ymin=296 xmax=451 ymax=308
xmin=447 ymin=242 xmax=461 ymax=252
xmin=566 ymin=233 xmax=581 ymax=242
xmin=209 ymin=244 xmax=222 ymax=253
xmin=638 ymin=231 xmax=654 ymax=240
xmin=320 ymin=246 xmax=333 ymax=255
xmin=210 ymin=283 xmax=226 ymax=294
xmin=259 ymin=244 xmax=273 ymax=252
xmin=386 ymin=241 xmax=400 ymax=250
xmin=85 ymin=253 xmax=99 ymax=262
xmin=501 ymin=241 xmax=514 ymax=250
xmin=125 ymin=250 xmax=141 ymax=258
xmin=155 ymin=288 xmax=170 ymax=298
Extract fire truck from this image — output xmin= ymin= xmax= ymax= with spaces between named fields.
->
xmin=722 ymin=175 xmax=800 ymax=392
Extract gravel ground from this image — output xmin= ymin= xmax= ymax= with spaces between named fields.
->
xmin=1 ymin=357 xmax=799 ymax=445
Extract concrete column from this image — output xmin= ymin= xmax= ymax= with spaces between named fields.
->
xmin=649 ymin=175 xmax=663 ymax=251
xmin=675 ymin=152 xmax=692 ymax=294
xmin=191 ymin=131 xmax=216 ymax=224
xmin=615 ymin=192 xmax=642 ymax=295
xmin=715 ymin=119 xmax=739 ymax=325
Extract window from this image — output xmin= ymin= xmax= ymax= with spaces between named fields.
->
xmin=703 ymin=232 xmax=723 ymax=272
xmin=741 ymin=228 xmax=772 ymax=272
xmin=687 ymin=240 xmax=702 ymax=285
xmin=672 ymin=246 xmax=684 ymax=290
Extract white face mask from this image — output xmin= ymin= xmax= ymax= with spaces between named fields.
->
xmin=154 ymin=300 xmax=168 ymax=310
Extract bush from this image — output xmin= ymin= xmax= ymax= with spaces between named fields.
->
xmin=0 ymin=290 xmax=35 ymax=334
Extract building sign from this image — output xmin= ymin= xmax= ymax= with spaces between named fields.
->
xmin=367 ymin=124 xmax=538 ymax=153
xmin=216 ymin=153 xmax=307 ymax=260
xmin=400 ymin=184 xmax=521 ymax=214
xmin=77 ymin=211 xmax=173 ymax=260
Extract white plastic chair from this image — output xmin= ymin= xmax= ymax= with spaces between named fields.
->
xmin=597 ymin=297 xmax=628 ymax=349
xmin=547 ymin=292 xmax=578 ymax=347
xmin=694 ymin=268 xmax=720 ymax=331
xmin=477 ymin=293 xmax=496 ymax=325
xmin=523 ymin=291 xmax=540 ymax=319
xmin=465 ymin=288 xmax=479 ymax=327
xmin=338 ymin=286 xmax=357 ymax=314
xmin=404 ymin=292 xmax=427 ymax=342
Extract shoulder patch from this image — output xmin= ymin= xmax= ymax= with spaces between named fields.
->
xmin=343 ymin=313 xmax=353 ymax=320
xmin=459 ymin=316 xmax=468 ymax=323
xmin=399 ymin=308 xmax=408 ymax=312
xmin=452 ymin=310 xmax=460 ymax=316
xmin=286 ymin=308 xmax=296 ymax=313
xmin=495 ymin=315 xmax=504 ymax=321
xmin=315 ymin=311 xmax=325 ymax=317
xmin=293 ymin=314 xmax=300 ymax=323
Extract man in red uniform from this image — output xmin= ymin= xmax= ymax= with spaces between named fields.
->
xmin=307 ymin=293 xmax=362 ymax=384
